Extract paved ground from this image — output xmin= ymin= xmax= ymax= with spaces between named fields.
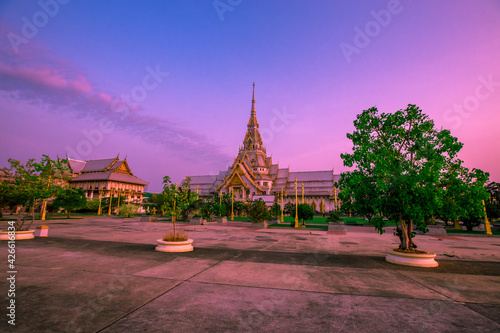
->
xmin=0 ymin=216 xmax=499 ymax=332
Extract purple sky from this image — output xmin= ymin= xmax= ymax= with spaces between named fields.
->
xmin=1 ymin=0 xmax=499 ymax=193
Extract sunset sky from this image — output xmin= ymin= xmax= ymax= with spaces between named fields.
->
xmin=1 ymin=0 xmax=499 ymax=192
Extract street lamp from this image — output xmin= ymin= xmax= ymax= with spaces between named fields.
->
xmin=231 ymin=189 xmax=234 ymax=221
xmin=97 ymin=188 xmax=103 ymax=215
xmin=280 ymin=188 xmax=284 ymax=223
xmin=108 ymin=188 xmax=113 ymax=215
xmin=294 ymin=178 xmax=298 ymax=228
xmin=483 ymin=200 xmax=492 ymax=235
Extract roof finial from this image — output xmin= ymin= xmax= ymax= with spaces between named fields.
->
xmin=251 ymin=82 xmax=256 ymax=114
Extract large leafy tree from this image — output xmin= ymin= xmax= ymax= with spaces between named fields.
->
xmin=52 ymin=188 xmax=87 ymax=218
xmin=249 ymin=199 xmax=270 ymax=223
xmin=297 ymin=203 xmax=314 ymax=224
xmin=161 ymin=176 xmax=199 ymax=235
xmin=341 ymin=105 xmax=489 ymax=251
xmin=7 ymin=156 xmax=69 ymax=230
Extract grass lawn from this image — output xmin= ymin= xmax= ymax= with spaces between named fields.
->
xmin=268 ymin=223 xmax=328 ymax=230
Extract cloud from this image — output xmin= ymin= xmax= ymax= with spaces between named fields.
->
xmin=0 ymin=24 xmax=230 ymax=166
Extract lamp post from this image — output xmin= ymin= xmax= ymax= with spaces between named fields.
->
xmin=280 ymin=188 xmax=284 ymax=223
xmin=97 ymin=188 xmax=103 ymax=215
xmin=231 ymin=189 xmax=234 ymax=221
xmin=219 ymin=191 xmax=222 ymax=217
xmin=334 ymin=186 xmax=338 ymax=211
xmin=172 ymin=182 xmax=177 ymax=223
xmin=108 ymin=188 xmax=113 ymax=215
xmin=483 ymin=200 xmax=492 ymax=235
xmin=294 ymin=178 xmax=298 ymax=228
xmin=116 ymin=189 xmax=121 ymax=215
xmin=301 ymin=182 xmax=304 ymax=204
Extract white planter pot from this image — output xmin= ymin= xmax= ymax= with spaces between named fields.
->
xmin=386 ymin=249 xmax=438 ymax=267
xmin=0 ymin=230 xmax=35 ymax=240
xmin=155 ymin=239 xmax=194 ymax=252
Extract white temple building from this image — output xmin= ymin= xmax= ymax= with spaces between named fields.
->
xmin=190 ymin=84 xmax=339 ymax=212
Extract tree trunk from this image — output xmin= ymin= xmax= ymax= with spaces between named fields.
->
xmin=173 ymin=221 xmax=176 ymax=237
xmin=67 ymin=210 xmax=71 ymax=219
xmin=399 ymin=220 xmax=410 ymax=250
xmin=25 ymin=202 xmax=36 ymax=231
xmin=408 ymin=220 xmax=417 ymax=249
xmin=454 ymin=218 xmax=461 ymax=230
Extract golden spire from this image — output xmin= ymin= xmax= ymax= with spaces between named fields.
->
xmin=251 ymin=82 xmax=256 ymax=115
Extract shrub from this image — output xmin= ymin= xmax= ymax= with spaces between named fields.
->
xmin=327 ymin=210 xmax=342 ymax=222
xmin=162 ymin=231 xmax=188 ymax=242
xmin=120 ymin=204 xmax=138 ymax=218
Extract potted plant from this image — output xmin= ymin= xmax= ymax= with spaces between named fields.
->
xmin=155 ymin=176 xmax=196 ymax=252
xmin=249 ymin=199 xmax=270 ymax=229
xmin=339 ymin=105 xmax=489 ymax=267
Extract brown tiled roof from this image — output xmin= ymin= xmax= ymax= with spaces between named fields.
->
xmin=81 ymin=158 xmax=117 ymax=172
xmin=71 ymin=171 xmax=148 ymax=185
xmin=68 ymin=158 xmax=86 ymax=173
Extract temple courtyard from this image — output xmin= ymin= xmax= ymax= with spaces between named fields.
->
xmin=1 ymin=217 xmax=499 ymax=332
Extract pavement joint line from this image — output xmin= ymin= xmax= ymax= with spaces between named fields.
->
xmin=183 ymin=279 xmax=479 ymax=303
xmin=387 ymin=265 xmax=460 ymax=303
xmin=96 ymin=258 xmax=230 ymax=332
xmin=95 ymin=279 xmax=185 ymax=333
xmin=464 ymin=302 xmax=500 ymax=325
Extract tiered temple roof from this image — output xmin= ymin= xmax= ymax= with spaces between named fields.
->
xmin=189 ymin=84 xmax=338 ymax=209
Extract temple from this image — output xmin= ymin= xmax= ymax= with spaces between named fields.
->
xmin=190 ymin=84 xmax=339 ymax=212
xmin=67 ymin=156 xmax=149 ymax=204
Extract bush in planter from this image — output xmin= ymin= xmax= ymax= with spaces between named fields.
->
xmin=270 ymin=203 xmax=281 ymax=220
xmin=327 ymin=210 xmax=342 ymax=223
xmin=163 ymin=231 xmax=188 ymax=242
xmin=120 ymin=204 xmax=139 ymax=218
xmin=250 ymin=199 xmax=270 ymax=223
xmin=213 ymin=203 xmax=226 ymax=218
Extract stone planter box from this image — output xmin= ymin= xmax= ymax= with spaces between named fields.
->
xmin=140 ymin=216 xmax=157 ymax=222
xmin=0 ymin=229 xmax=35 ymax=240
xmin=190 ymin=218 xmax=207 ymax=225
xmin=328 ymin=222 xmax=346 ymax=232
xmin=386 ymin=249 xmax=438 ymax=267
xmin=155 ymin=239 xmax=194 ymax=252
xmin=214 ymin=217 xmax=227 ymax=223
xmin=35 ymin=225 xmax=49 ymax=237
xmin=250 ymin=221 xmax=268 ymax=229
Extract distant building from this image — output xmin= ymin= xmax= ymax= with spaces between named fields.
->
xmin=190 ymin=84 xmax=339 ymax=212
xmin=67 ymin=156 xmax=149 ymax=204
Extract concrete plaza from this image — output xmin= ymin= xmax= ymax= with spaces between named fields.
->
xmin=0 ymin=216 xmax=499 ymax=332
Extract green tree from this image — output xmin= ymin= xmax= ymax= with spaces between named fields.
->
xmin=249 ymin=199 xmax=270 ymax=223
xmin=270 ymin=203 xmax=281 ymax=220
xmin=52 ymin=188 xmax=87 ymax=218
xmin=341 ymin=105 xmax=489 ymax=250
xmin=161 ymin=176 xmax=199 ymax=235
xmin=297 ymin=203 xmax=314 ymax=224
xmin=284 ymin=202 xmax=295 ymax=216
xmin=8 ymin=156 xmax=69 ymax=230
xmin=338 ymin=172 xmax=378 ymax=222
xmin=485 ymin=182 xmax=500 ymax=219
xmin=149 ymin=193 xmax=168 ymax=216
